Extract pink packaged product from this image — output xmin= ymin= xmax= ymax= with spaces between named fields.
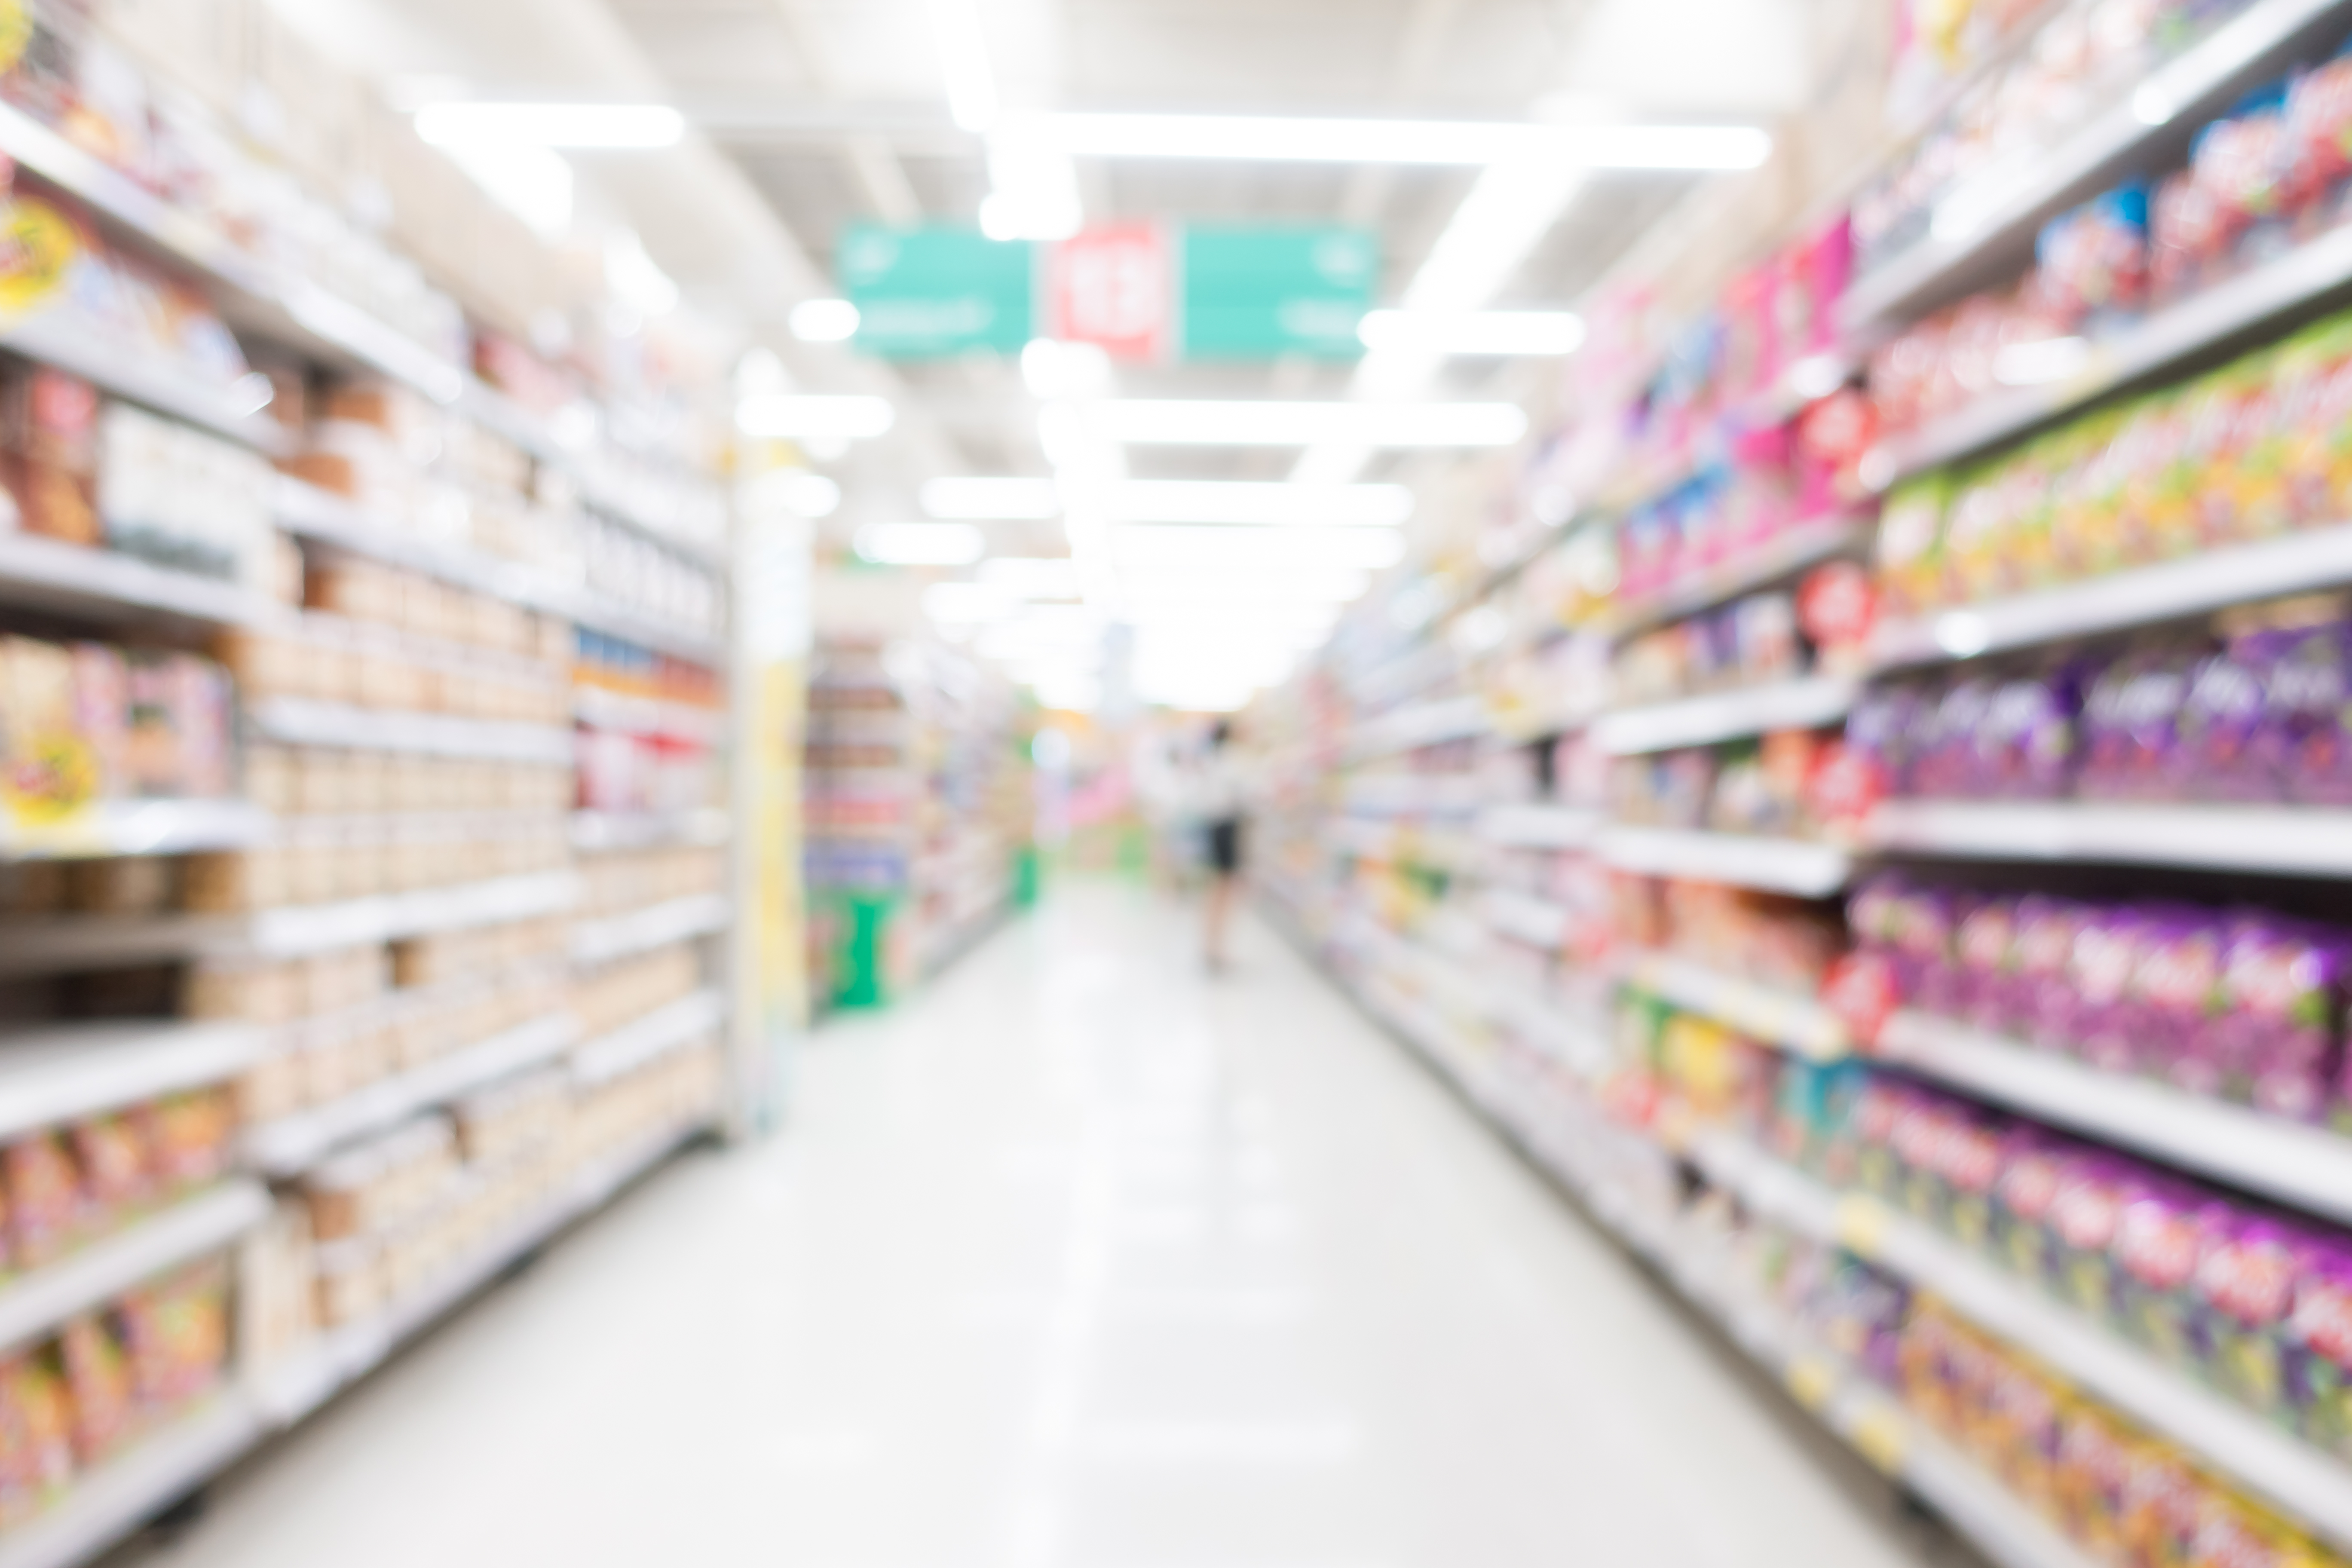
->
xmin=2289 ymin=1242 xmax=2352 ymax=1457
xmin=2199 ymin=1214 xmax=2318 ymax=1427
xmin=2111 ymin=1178 xmax=2230 ymax=1372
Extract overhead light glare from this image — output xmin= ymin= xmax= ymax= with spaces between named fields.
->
xmin=790 ymin=299 xmax=862 ymax=343
xmin=980 ymin=557 xmax=1084 ymax=597
xmin=855 ymin=523 xmax=985 ymax=566
xmin=1357 ymin=310 xmax=1584 ymax=358
xmin=415 ymin=102 xmax=685 ymax=150
xmin=738 ymin=395 xmax=896 ymax=441
xmin=1032 ymin=113 xmax=1769 ymax=169
xmin=1113 ymin=526 xmax=1407 ymax=571
xmin=925 ymin=476 xmax=1063 ymax=521
xmin=1109 ymin=481 xmax=1412 ymax=527
xmin=1093 ymin=400 xmax=1525 ymax=449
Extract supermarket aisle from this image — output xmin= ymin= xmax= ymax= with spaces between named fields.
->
xmin=117 ymin=883 xmax=1965 ymax=1568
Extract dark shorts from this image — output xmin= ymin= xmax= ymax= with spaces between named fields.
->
xmin=1207 ymin=818 xmax=1244 ymax=876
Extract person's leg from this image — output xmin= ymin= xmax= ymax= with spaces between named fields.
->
xmin=1205 ymin=870 xmax=1235 ymax=968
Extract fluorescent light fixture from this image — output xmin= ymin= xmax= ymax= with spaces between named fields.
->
xmin=983 ymin=124 xmax=1084 ymax=242
xmin=1021 ymin=339 xmax=1115 ymax=401
xmin=855 ymin=523 xmax=985 ymax=566
xmin=1092 ymin=401 xmax=1525 ymax=448
xmin=1109 ymin=481 xmax=1412 ymax=527
xmin=1113 ymin=526 xmax=1407 ymax=571
xmin=1120 ymin=600 xmax=1342 ymax=631
xmin=440 ymin=142 xmax=573 ymax=236
xmin=1357 ymin=310 xmax=1584 ymax=357
xmin=738 ymin=395 xmax=896 ymax=441
xmin=1032 ymin=113 xmax=1769 ymax=168
xmin=790 ymin=299 xmax=861 ymax=343
xmin=414 ymin=102 xmax=685 ymax=149
xmin=740 ymin=469 xmax=842 ymax=518
xmin=923 ymin=582 xmax=1017 ymax=623
xmin=1113 ymin=567 xmax=1372 ymax=601
xmin=927 ymin=0 xmax=1000 ymax=132
xmin=980 ymin=557 xmax=1084 ymax=597
xmin=925 ymin=476 xmax=1063 ymax=521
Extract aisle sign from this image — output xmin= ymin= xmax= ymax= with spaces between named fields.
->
xmin=838 ymin=224 xmax=1377 ymax=361
xmin=840 ymin=226 xmax=1035 ymax=358
xmin=1179 ymin=226 xmax=1378 ymax=360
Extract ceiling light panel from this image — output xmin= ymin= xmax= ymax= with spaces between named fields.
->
xmin=1092 ymin=401 xmax=1525 ymax=448
xmin=1109 ymin=481 xmax=1412 ymax=527
xmin=1032 ymin=114 xmax=1769 ymax=168
xmin=414 ymin=103 xmax=686 ymax=149
xmin=1112 ymin=527 xmax=1407 ymax=571
xmin=855 ymin=523 xmax=986 ymax=566
xmin=737 ymin=395 xmax=897 ymax=441
xmin=924 ymin=477 xmax=1064 ymax=521
xmin=1358 ymin=310 xmax=1586 ymax=357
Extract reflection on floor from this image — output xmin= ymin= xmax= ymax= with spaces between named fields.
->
xmin=110 ymin=881 xmax=1976 ymax=1568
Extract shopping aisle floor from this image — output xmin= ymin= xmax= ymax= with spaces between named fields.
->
xmin=115 ymin=882 xmax=1975 ymax=1568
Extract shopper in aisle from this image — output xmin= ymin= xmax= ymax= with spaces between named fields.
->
xmin=1197 ymin=719 xmax=1252 ymax=971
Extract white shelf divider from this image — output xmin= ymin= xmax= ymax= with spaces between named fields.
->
xmin=1623 ymin=951 xmax=1850 ymax=1060
xmin=1480 ymin=889 xmax=1571 ymax=950
xmin=1476 ymin=804 xmax=1603 ymax=849
xmin=1597 ymin=826 xmax=1854 ymax=896
xmin=0 ymin=1183 xmax=268 ymax=1360
xmin=572 ymin=895 xmax=731 ymax=968
xmin=1839 ymin=0 xmax=2349 ymax=332
xmin=0 ymin=534 xmax=275 ymax=631
xmin=0 ymin=310 xmax=288 ymax=456
xmin=1692 ymin=1133 xmax=2352 ymax=1553
xmin=0 ymin=800 xmax=270 ymax=863
xmin=1595 ymin=675 xmax=1859 ymax=756
xmin=1871 ymin=521 xmax=2352 ymax=668
xmin=1865 ymin=798 xmax=2352 ymax=877
xmin=1877 ymin=1009 xmax=2352 ymax=1225
xmin=244 ymin=1014 xmax=579 ymax=1176
xmin=0 ymin=1396 xmax=263 ymax=1568
xmin=235 ymin=870 xmax=583 ymax=959
xmin=0 ymin=1024 xmax=262 ymax=1145
xmin=1600 ymin=516 xmax=1872 ymax=641
xmin=246 ymin=698 xmax=574 ymax=766
xmin=572 ymin=992 xmax=726 ymax=1088
xmin=569 ymin=808 xmax=731 ymax=854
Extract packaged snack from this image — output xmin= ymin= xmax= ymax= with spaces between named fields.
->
xmin=2049 ymin=1152 xmax=2132 ymax=1318
xmin=57 ymin=1315 xmax=131 ymax=1465
xmin=2289 ymin=1242 xmax=2352 ymax=1458
xmin=2 ymin=1132 xmax=80 ymax=1269
xmin=2111 ymin=1180 xmax=2226 ymax=1372
xmin=65 ymin=1114 xmax=150 ymax=1225
xmin=0 ymin=1354 xmax=70 ymax=1525
xmin=2196 ymin=1216 xmax=2312 ymax=1426
xmin=1992 ymin=1127 xmax=2070 ymax=1283
xmin=2055 ymin=1400 xmax=2135 ymax=1558
xmin=116 ymin=1261 xmax=227 ymax=1410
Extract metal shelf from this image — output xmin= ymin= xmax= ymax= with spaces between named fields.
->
xmin=573 ymin=991 xmax=726 ymax=1088
xmin=1840 ymin=0 xmax=2352 ymax=331
xmin=1596 ymin=826 xmax=1854 ymax=896
xmin=0 ymin=310 xmax=288 ymax=457
xmin=569 ymin=808 xmax=732 ymax=854
xmin=1878 ymin=1009 xmax=2352 ymax=1226
xmin=1621 ymin=951 xmax=1849 ymax=1061
xmin=1599 ymin=516 xmax=1873 ymax=642
xmin=244 ymin=1014 xmax=579 ymax=1176
xmin=233 ymin=871 xmax=583 ymax=959
xmin=272 ymin=478 xmax=585 ymax=613
xmin=572 ymin=895 xmax=731 ymax=967
xmin=1865 ymin=798 xmax=2352 ymax=878
xmin=0 ymin=1183 xmax=268 ymax=1360
xmin=1871 ymin=521 xmax=2352 ymax=668
xmin=0 ymin=1396 xmax=262 ymax=1568
xmin=1594 ymin=675 xmax=1859 ymax=756
xmin=0 ymin=534 xmax=276 ymax=630
xmin=1476 ymin=804 xmax=1602 ymax=849
xmin=1480 ymin=889 xmax=1571 ymax=949
xmin=0 ymin=799 xmax=270 ymax=863
xmin=1694 ymin=1132 xmax=2352 ymax=1553
xmin=246 ymin=698 xmax=574 ymax=766
xmin=1346 ymin=695 xmax=1489 ymax=761
xmin=0 ymin=1024 xmax=262 ymax=1145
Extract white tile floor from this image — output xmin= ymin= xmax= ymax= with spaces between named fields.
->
xmin=113 ymin=882 xmax=1977 ymax=1568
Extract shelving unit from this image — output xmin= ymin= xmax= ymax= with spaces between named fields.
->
xmin=1620 ymin=952 xmax=1849 ymax=1061
xmin=0 ymin=1185 xmax=269 ymax=1358
xmin=1594 ymin=675 xmax=1859 ymax=756
xmin=1596 ymin=827 xmax=1854 ymax=897
xmin=1863 ymin=799 xmax=2352 ymax=877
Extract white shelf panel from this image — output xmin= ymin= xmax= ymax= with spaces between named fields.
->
xmin=1840 ymin=0 xmax=2349 ymax=331
xmin=0 ymin=534 xmax=274 ymax=630
xmin=1597 ymin=826 xmax=1853 ymax=896
xmin=1694 ymin=1133 xmax=2352 ymax=1553
xmin=569 ymin=808 xmax=731 ymax=854
xmin=573 ymin=687 xmax=723 ymax=745
xmin=253 ymin=1115 xmax=708 ymax=1428
xmin=0 ymin=916 xmax=244 ymax=977
xmin=0 ymin=1183 xmax=267 ymax=1360
xmin=1872 ymin=521 xmax=2352 ymax=668
xmin=0 ymin=799 xmax=270 ymax=863
xmin=1622 ymin=951 xmax=1849 ymax=1060
xmin=1600 ymin=516 xmax=1872 ymax=642
xmin=272 ymin=478 xmax=584 ymax=612
xmin=0 ymin=1024 xmax=261 ymax=1144
xmin=560 ymin=590 xmax=723 ymax=666
xmin=573 ymin=992 xmax=726 ymax=1088
xmin=572 ymin=895 xmax=730 ymax=967
xmin=1480 ymin=889 xmax=1571 ymax=949
xmin=247 ymin=698 xmax=574 ymax=766
xmin=0 ymin=1396 xmax=262 ymax=1568
xmin=244 ymin=1014 xmax=579 ymax=1176
xmin=1865 ymin=799 xmax=2352 ymax=877
xmin=1476 ymin=804 xmax=1602 ymax=849
xmin=235 ymin=870 xmax=583 ymax=958
xmin=1595 ymin=675 xmax=1859 ymax=756
xmin=1347 ymin=695 xmax=1490 ymax=761
xmin=0 ymin=309 xmax=288 ymax=456
xmin=1877 ymin=1009 xmax=2352 ymax=1226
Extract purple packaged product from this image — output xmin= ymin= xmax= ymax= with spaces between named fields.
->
xmin=2288 ymin=1242 xmax=2352 ymax=1459
xmin=2079 ymin=638 xmax=2201 ymax=800
xmin=1845 ymin=684 xmax=1928 ymax=797
xmin=2125 ymin=909 xmax=2227 ymax=1095
xmin=2013 ymin=894 xmax=2092 ymax=1051
xmin=1972 ymin=661 xmax=2083 ymax=800
xmin=2219 ymin=915 xmax=2344 ymax=1123
xmin=2198 ymin=1214 xmax=2314 ymax=1427
xmin=2047 ymin=1151 xmax=2135 ymax=1318
xmin=2110 ymin=1178 xmax=2229 ymax=1373
xmin=1912 ymin=674 xmax=1995 ymax=798
xmin=1954 ymin=897 xmax=2023 ymax=1035
xmin=2248 ymin=617 xmax=2352 ymax=806
xmin=1991 ymin=1125 xmax=2070 ymax=1283
xmin=2068 ymin=910 xmax=2153 ymax=1073
xmin=2177 ymin=642 xmax=2275 ymax=802
xmin=1908 ymin=887 xmax=1981 ymax=1020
